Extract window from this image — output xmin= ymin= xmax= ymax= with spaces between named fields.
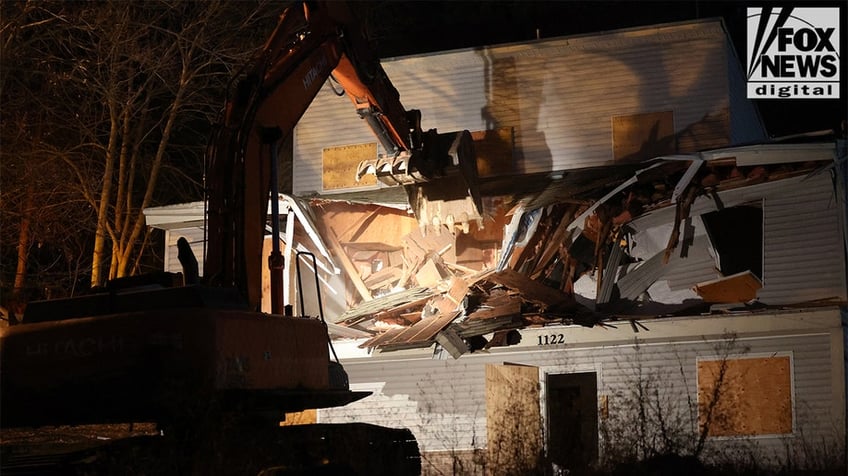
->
xmin=470 ymin=127 xmax=514 ymax=177
xmin=697 ymin=355 xmax=793 ymax=436
xmin=701 ymin=203 xmax=763 ymax=280
xmin=612 ymin=111 xmax=676 ymax=162
xmin=322 ymin=142 xmax=377 ymax=190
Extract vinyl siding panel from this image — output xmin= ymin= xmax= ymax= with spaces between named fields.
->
xmin=726 ymin=34 xmax=768 ymax=142
xmin=294 ymin=19 xmax=740 ymax=195
xmin=321 ymin=311 xmax=843 ymax=470
xmin=164 ymin=226 xmax=206 ymax=276
xmin=759 ymin=173 xmax=846 ymax=304
xmin=627 ymin=172 xmax=845 ymax=305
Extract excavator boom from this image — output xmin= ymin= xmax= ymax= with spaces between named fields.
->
xmin=0 ymin=2 xmax=486 ymax=473
xmin=205 ymin=1 xmax=480 ymax=310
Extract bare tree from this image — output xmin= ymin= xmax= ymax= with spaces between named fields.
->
xmin=1 ymin=1 xmax=282 ymax=293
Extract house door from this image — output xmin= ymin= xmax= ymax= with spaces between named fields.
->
xmin=546 ymin=372 xmax=598 ymax=473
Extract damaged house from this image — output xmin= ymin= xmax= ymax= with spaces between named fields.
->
xmin=146 ymin=18 xmax=847 ymax=474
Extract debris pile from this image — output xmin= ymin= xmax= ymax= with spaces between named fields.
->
xmin=308 ymin=151 xmax=835 ymax=356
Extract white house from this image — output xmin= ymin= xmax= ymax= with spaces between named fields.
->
xmin=145 ymin=17 xmax=847 ymax=475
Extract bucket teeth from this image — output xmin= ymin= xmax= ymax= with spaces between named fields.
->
xmin=356 ymin=130 xmax=483 ymax=233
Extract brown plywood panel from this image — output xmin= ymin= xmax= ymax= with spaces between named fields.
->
xmin=471 ymin=127 xmax=514 ymax=177
xmin=486 ymin=363 xmax=542 ymax=475
xmin=322 ymin=142 xmax=377 ymax=190
xmin=697 ymin=356 xmax=792 ymax=436
xmin=677 ymin=108 xmax=730 ymax=153
xmin=693 ymin=270 xmax=762 ymax=303
xmin=281 ymin=409 xmax=317 ymax=426
xmin=612 ymin=110 xmax=676 ymax=162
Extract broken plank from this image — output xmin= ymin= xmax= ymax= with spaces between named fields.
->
xmin=415 ymin=257 xmax=444 ymax=287
xmin=404 ymin=226 xmax=456 ymax=264
xmin=487 ymin=268 xmax=573 ymax=311
xmin=466 ymin=292 xmax=522 ymax=320
xmin=334 ymin=286 xmax=434 ymax=324
xmin=363 ymin=266 xmax=402 ymax=290
xmin=322 ymin=223 xmax=373 ymax=302
xmin=529 ymin=205 xmax=577 ymax=280
xmin=664 ymin=184 xmax=698 ymax=264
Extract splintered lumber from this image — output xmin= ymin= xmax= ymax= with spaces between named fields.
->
xmin=333 ymin=286 xmax=435 ymax=325
xmin=529 ymin=205 xmax=577 ymax=280
xmin=466 ymin=289 xmax=522 ymax=320
xmin=363 ymin=267 xmax=402 ymax=290
xmin=415 ymin=257 xmax=444 ymax=287
xmin=359 ymin=290 xmax=465 ymax=350
xmin=360 ymin=327 xmax=405 ymax=349
xmin=664 ymin=184 xmax=698 ymax=264
xmin=404 ymin=226 xmax=455 ymax=262
xmin=321 ymin=222 xmax=373 ymax=302
xmin=360 ymin=307 xmax=461 ymax=350
xmin=487 ymin=269 xmax=573 ymax=311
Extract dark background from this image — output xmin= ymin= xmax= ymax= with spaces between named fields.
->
xmin=363 ymin=0 xmax=847 ymax=138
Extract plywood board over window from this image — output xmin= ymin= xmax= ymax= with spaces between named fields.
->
xmin=697 ymin=355 xmax=793 ymax=437
xmin=471 ymin=127 xmax=514 ymax=177
xmin=612 ymin=111 xmax=676 ymax=162
xmin=322 ymin=142 xmax=377 ymax=190
xmin=486 ymin=363 xmax=542 ymax=475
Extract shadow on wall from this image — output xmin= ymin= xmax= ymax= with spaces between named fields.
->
xmin=606 ymin=36 xmax=732 ymax=163
xmin=476 ymin=48 xmax=552 ymax=174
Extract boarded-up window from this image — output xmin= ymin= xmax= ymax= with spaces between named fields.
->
xmin=612 ymin=111 xmax=676 ymax=162
xmin=697 ymin=356 xmax=793 ymax=436
xmin=280 ymin=409 xmax=317 ymax=426
xmin=470 ymin=127 xmax=514 ymax=177
xmin=322 ymin=142 xmax=377 ymax=190
xmin=486 ymin=363 xmax=541 ymax=475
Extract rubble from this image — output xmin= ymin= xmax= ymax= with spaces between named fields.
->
xmin=299 ymin=147 xmax=841 ymax=357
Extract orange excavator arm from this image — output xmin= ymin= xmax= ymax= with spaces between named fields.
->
xmin=205 ymin=1 xmax=479 ymax=311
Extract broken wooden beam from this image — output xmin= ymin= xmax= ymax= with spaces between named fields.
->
xmin=486 ymin=268 xmax=573 ymax=311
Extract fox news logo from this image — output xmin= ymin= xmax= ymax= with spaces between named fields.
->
xmin=747 ymin=7 xmax=840 ymax=99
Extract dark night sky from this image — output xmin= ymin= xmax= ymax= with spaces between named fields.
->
xmin=364 ymin=1 xmax=847 ymax=138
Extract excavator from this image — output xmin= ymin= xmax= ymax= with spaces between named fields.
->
xmin=0 ymin=2 xmax=478 ymax=474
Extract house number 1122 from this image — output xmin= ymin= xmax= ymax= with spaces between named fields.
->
xmin=537 ymin=334 xmax=565 ymax=345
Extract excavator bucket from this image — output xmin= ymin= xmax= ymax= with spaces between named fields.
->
xmin=357 ymin=129 xmax=483 ymax=233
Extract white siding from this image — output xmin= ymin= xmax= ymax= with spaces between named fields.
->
xmin=321 ymin=310 xmax=845 ymax=470
xmin=164 ymin=226 xmax=206 ymax=276
xmin=726 ymin=33 xmax=768 ymax=142
xmin=628 ymin=172 xmax=846 ymax=305
xmin=294 ymin=19 xmax=739 ymax=195
xmin=759 ymin=173 xmax=846 ymax=304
